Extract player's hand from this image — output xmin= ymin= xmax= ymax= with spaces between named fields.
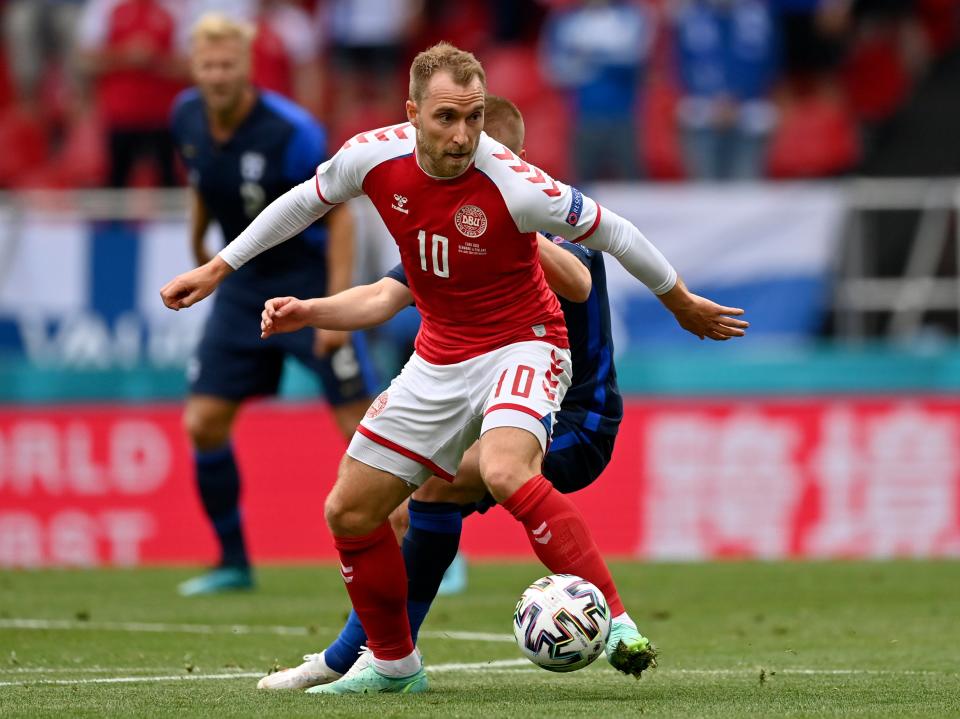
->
xmin=160 ymin=257 xmax=231 ymax=310
xmin=313 ymin=328 xmax=349 ymax=357
xmin=261 ymin=296 xmax=312 ymax=339
xmin=658 ymin=277 xmax=748 ymax=341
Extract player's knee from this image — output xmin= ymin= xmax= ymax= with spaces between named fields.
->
xmin=388 ymin=505 xmax=409 ymax=540
xmin=183 ymin=407 xmax=230 ymax=451
xmin=480 ymin=463 xmax=528 ymax=504
xmin=324 ymin=493 xmax=380 ymax=537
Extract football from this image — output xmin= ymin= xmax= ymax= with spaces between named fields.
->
xmin=512 ymin=573 xmax=611 ymax=672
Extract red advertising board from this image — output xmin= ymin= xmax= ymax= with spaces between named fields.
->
xmin=1 ymin=398 xmax=959 ymax=566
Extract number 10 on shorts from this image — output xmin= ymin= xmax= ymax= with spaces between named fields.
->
xmin=495 ymin=365 xmax=536 ymax=399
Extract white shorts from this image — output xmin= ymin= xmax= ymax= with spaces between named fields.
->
xmin=347 ymin=341 xmax=572 ymax=486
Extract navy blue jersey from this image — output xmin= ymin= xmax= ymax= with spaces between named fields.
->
xmin=385 ymin=238 xmax=622 ymax=438
xmin=170 ymin=89 xmax=329 ymax=305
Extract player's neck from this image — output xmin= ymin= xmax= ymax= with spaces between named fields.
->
xmin=207 ymin=87 xmax=257 ymax=143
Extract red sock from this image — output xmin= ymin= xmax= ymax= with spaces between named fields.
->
xmin=333 ymin=522 xmax=414 ymax=660
xmin=503 ymin=474 xmax=626 ymax=616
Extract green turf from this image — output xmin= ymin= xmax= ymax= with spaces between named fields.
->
xmin=1 ymin=561 xmax=958 ymax=718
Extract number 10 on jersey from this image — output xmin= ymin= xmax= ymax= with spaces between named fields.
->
xmin=418 ymin=230 xmax=449 ymax=278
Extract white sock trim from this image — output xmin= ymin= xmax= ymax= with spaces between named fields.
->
xmin=372 ymin=649 xmax=421 ymax=677
xmin=612 ymin=612 xmax=637 ymax=629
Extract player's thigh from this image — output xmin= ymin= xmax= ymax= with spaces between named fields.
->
xmin=461 ymin=424 xmax=617 ymax=515
xmin=542 ymin=423 xmax=617 ymax=494
xmin=478 ymin=427 xmax=548 ymax=503
xmin=411 ymin=442 xmax=487 ymax=506
xmin=347 ymin=354 xmax=480 ymax=488
xmin=189 ymin=299 xmax=285 ymax=401
xmin=325 ymin=453 xmax=415 ymax=536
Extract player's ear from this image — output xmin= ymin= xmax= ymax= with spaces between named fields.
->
xmin=519 ymin=148 xmax=527 ymax=161
xmin=405 ymin=100 xmax=419 ymax=128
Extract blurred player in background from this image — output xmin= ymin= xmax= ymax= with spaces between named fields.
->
xmin=170 ymin=14 xmax=376 ymax=596
xmin=76 ymin=0 xmax=186 ymax=187
xmin=161 ymin=43 xmax=747 ymax=693
xmin=257 ymin=94 xmax=671 ymax=691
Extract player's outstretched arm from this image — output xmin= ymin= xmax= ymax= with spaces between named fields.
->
xmin=657 ymin=276 xmax=749 ymax=341
xmin=261 ymin=278 xmax=413 ymax=338
xmin=160 ymin=177 xmax=332 ymax=311
xmin=537 ymin=234 xmax=591 ymax=302
xmin=160 ymin=255 xmax=233 ymax=310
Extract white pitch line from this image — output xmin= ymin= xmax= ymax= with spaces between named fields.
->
xmin=0 ymin=618 xmax=515 ymax=643
xmin=429 ymin=658 xmax=530 ymax=673
xmin=663 ymin=668 xmax=954 ymax=677
xmin=1 ymin=662 xmax=955 ymax=688
xmin=0 ymin=659 xmax=532 ymax=688
xmin=0 ymin=671 xmax=264 ymax=688
xmin=0 ymin=666 xmax=186 ymax=674
xmin=0 ymin=618 xmax=308 ymax=637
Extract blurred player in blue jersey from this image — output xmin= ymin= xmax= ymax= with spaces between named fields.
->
xmin=257 ymin=95 xmax=652 ymax=689
xmin=170 ymin=14 xmax=377 ymax=596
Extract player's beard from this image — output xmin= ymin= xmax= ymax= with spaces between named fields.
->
xmin=416 ymin=128 xmax=476 ymax=178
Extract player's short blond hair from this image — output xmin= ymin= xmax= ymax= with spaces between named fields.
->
xmin=190 ymin=12 xmax=255 ymax=49
xmin=484 ymin=94 xmax=525 ymax=154
xmin=409 ymin=42 xmax=486 ymax=104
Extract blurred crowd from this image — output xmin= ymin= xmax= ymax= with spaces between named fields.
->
xmin=0 ymin=0 xmax=957 ymax=189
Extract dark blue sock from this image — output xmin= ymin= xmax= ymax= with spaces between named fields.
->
xmin=194 ymin=444 xmax=248 ymax=568
xmin=402 ymin=500 xmax=463 ymax=643
xmin=325 ymin=610 xmax=367 ymax=674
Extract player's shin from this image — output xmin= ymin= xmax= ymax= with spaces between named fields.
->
xmin=501 ymin=474 xmax=626 ymax=616
xmin=194 ymin=444 xmax=248 ymax=568
xmin=333 ymin=522 xmax=419 ymax=676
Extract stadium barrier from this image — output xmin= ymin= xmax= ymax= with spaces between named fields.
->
xmin=1 ymin=398 xmax=957 ymax=567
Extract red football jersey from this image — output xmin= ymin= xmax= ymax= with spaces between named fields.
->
xmin=314 ymin=124 xmax=605 ymax=364
xmin=221 ymin=122 xmax=677 ymax=363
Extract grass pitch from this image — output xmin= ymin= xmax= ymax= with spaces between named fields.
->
xmin=0 ymin=560 xmax=958 ymax=718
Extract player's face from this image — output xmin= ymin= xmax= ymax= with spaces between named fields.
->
xmin=407 ymin=72 xmax=485 ymax=178
xmin=192 ymin=37 xmax=251 ymax=115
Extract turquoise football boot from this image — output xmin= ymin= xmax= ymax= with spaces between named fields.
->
xmin=177 ymin=566 xmax=254 ymax=596
xmin=305 ymin=654 xmax=428 ymax=695
xmin=605 ymin=621 xmax=657 ymax=679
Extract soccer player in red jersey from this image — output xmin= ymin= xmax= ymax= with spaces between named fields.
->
xmin=161 ymin=43 xmax=748 ymax=694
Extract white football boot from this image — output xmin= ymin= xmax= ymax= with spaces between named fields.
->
xmin=256 ymin=652 xmax=342 ymax=690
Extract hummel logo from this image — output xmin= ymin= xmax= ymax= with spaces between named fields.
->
xmin=339 ymin=562 xmax=354 ymax=583
xmin=532 ymin=521 xmax=552 ymax=545
xmin=391 ymin=194 xmax=409 ymax=214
